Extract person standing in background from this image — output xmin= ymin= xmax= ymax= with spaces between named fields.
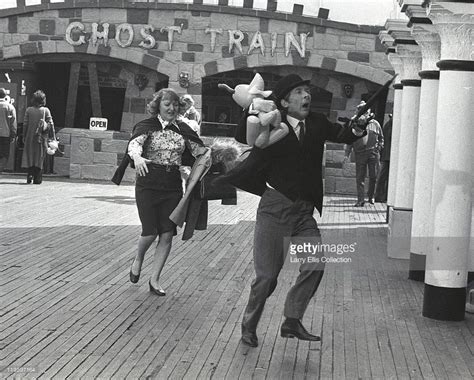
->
xmin=178 ymin=94 xmax=202 ymax=188
xmin=0 ymin=88 xmax=16 ymax=173
xmin=179 ymin=94 xmax=201 ymax=134
xmin=21 ymin=90 xmax=54 ymax=184
xmin=344 ymin=102 xmax=384 ymax=206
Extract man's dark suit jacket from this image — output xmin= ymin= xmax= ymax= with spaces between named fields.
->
xmin=380 ymin=119 xmax=392 ymax=162
xmin=223 ymin=112 xmax=362 ymax=215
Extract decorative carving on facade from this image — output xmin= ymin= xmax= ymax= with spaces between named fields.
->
xmin=205 ymin=28 xmax=223 ymax=53
xmin=178 ymin=72 xmax=190 ymax=88
xmin=91 ymin=23 xmax=109 ymax=47
xmin=139 ymin=25 xmax=156 ymax=49
xmin=134 ymin=74 xmax=149 ymax=91
xmin=228 ymin=30 xmax=245 ymax=55
xmin=160 ymin=24 xmax=183 ymax=51
xmin=411 ymin=26 xmax=441 ymax=71
xmin=64 ymin=21 xmax=311 ymax=59
xmin=428 ymin=6 xmax=474 ymax=61
xmin=397 ymin=45 xmax=422 ymax=80
xmin=65 ymin=21 xmax=86 ymax=46
xmin=285 ymin=32 xmax=309 ymax=57
xmin=271 ymin=32 xmax=278 ymax=56
xmin=115 ymin=23 xmax=134 ymax=48
xmin=387 ymin=53 xmax=404 ymax=83
xmin=248 ymin=31 xmax=265 ymax=56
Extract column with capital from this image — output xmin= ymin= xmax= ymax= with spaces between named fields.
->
xmin=386 ymin=54 xmax=403 ymax=220
xmin=386 ymin=20 xmax=422 ymax=260
xmin=423 ymin=0 xmax=473 ymax=321
xmin=402 ymin=2 xmax=442 ymax=282
xmin=379 ymin=29 xmax=403 ymax=224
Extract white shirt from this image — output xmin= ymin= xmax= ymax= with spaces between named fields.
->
xmin=286 ymin=114 xmax=305 ymax=141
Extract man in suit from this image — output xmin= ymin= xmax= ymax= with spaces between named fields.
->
xmin=226 ymin=74 xmax=368 ymax=347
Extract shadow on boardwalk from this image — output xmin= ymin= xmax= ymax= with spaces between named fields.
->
xmin=0 ymin=176 xmax=473 ymax=379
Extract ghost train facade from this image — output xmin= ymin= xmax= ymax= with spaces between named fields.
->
xmin=0 ymin=0 xmax=393 ymax=191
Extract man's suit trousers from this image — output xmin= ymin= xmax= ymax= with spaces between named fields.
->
xmin=355 ymin=151 xmax=380 ymax=202
xmin=242 ymin=189 xmax=325 ymax=333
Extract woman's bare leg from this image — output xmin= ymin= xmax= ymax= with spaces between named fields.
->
xmin=131 ymin=234 xmax=157 ymax=276
xmin=149 ymin=231 xmax=174 ymax=289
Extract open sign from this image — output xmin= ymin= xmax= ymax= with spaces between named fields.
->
xmin=90 ymin=117 xmax=108 ymax=131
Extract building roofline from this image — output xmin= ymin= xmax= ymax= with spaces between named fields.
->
xmin=0 ymin=2 xmax=384 ymax=35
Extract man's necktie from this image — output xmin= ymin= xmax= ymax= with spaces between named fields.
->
xmin=298 ymin=121 xmax=305 ymax=145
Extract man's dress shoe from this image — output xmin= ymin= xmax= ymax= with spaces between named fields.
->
xmin=280 ymin=318 xmax=321 ymax=341
xmin=354 ymin=201 xmax=365 ymax=207
xmin=241 ymin=325 xmax=258 ymax=347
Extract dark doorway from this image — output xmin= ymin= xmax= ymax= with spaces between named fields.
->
xmin=201 ymin=69 xmax=333 ymax=137
xmin=74 ymin=85 xmax=125 ymax=131
xmin=36 ymin=63 xmax=70 ymax=130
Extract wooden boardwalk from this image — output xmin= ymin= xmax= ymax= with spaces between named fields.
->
xmin=0 ymin=175 xmax=473 ymax=379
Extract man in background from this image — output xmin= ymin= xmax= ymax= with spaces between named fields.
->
xmin=0 ymin=88 xmax=17 ymax=173
xmin=344 ymin=102 xmax=384 ymax=206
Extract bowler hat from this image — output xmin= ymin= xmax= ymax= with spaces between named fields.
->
xmin=272 ymin=74 xmax=311 ymax=102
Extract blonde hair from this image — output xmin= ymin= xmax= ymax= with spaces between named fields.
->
xmin=147 ymin=88 xmax=180 ymax=116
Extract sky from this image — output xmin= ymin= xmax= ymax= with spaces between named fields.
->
xmin=1 ymin=0 xmax=405 ymax=26
xmin=274 ymin=0 xmax=404 ymax=25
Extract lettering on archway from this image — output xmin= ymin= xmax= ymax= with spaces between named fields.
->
xmin=65 ymin=21 xmax=310 ymax=58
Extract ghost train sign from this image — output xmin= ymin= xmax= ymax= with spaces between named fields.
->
xmin=65 ymin=22 xmax=310 ymax=58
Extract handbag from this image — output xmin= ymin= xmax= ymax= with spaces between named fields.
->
xmin=197 ymin=163 xmax=236 ymax=200
xmin=46 ymin=121 xmax=60 ymax=156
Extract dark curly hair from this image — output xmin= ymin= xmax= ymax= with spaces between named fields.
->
xmin=31 ymin=90 xmax=46 ymax=107
xmin=147 ymin=88 xmax=180 ymax=116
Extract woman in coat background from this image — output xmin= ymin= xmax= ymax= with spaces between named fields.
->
xmin=21 ymin=90 xmax=53 ymax=184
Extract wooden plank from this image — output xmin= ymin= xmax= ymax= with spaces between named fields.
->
xmin=2 ymin=182 xmax=474 ymax=379
xmin=87 ymin=62 xmax=102 ymax=118
xmin=64 ymin=62 xmax=80 ymax=129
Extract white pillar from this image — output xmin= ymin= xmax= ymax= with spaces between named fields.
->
xmin=388 ymin=85 xmax=402 ymax=208
xmin=388 ymin=44 xmax=422 ymax=259
xmin=423 ymin=1 xmax=474 ymax=321
xmin=386 ymin=56 xmax=404 ymax=213
xmin=379 ymin=29 xmax=403 ymax=225
xmin=405 ymin=12 xmax=442 ymax=281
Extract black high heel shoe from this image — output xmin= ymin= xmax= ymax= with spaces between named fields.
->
xmin=149 ymin=281 xmax=166 ymax=296
xmin=129 ymin=260 xmax=140 ymax=284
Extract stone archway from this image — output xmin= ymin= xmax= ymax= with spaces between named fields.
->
xmin=5 ymin=48 xmax=174 ymax=131
xmin=202 ymin=54 xmax=393 ymax=87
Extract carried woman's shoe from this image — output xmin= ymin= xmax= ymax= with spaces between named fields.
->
xmin=129 ymin=259 xmax=141 ymax=283
xmin=149 ymin=281 xmax=166 ymax=296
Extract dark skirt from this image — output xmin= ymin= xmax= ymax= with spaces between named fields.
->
xmin=135 ymin=164 xmax=183 ymax=236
